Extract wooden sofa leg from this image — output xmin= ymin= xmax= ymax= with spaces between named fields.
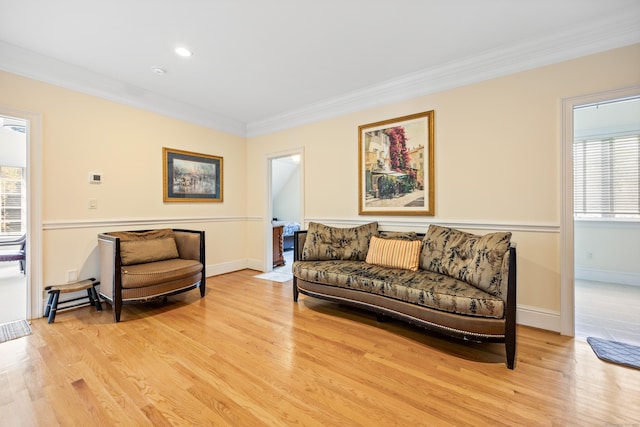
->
xmin=505 ymin=333 xmax=516 ymax=369
xmin=293 ymin=278 xmax=299 ymax=302
xmin=114 ymin=299 xmax=122 ymax=323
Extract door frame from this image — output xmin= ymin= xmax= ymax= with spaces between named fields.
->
xmin=0 ymin=106 xmax=43 ymax=320
xmin=264 ymin=148 xmax=304 ymax=272
xmin=560 ymin=85 xmax=640 ymax=336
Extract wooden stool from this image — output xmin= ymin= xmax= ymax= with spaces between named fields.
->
xmin=44 ymin=278 xmax=102 ymax=323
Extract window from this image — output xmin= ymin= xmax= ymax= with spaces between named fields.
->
xmin=573 ymin=134 xmax=640 ymax=218
xmin=0 ymin=165 xmax=25 ymax=235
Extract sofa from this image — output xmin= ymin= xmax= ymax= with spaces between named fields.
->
xmin=98 ymin=228 xmax=205 ymax=322
xmin=292 ymin=222 xmax=517 ymax=368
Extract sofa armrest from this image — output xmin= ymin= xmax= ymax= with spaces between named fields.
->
xmin=293 ymin=230 xmax=307 ymax=262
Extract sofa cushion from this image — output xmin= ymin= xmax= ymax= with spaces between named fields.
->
xmin=121 ymin=258 xmax=203 ymax=288
xmin=293 ymin=260 xmax=504 ymax=319
xmin=377 ymin=231 xmax=420 ymax=241
xmin=109 ymin=229 xmax=179 ymax=265
xmin=420 ymin=225 xmax=511 ymax=296
xmin=302 ymin=222 xmax=378 ymax=261
xmin=365 ymin=236 xmax=422 ymax=271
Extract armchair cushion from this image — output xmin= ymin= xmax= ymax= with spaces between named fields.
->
xmin=109 ymin=229 xmax=179 ymax=265
xmin=121 ymin=258 xmax=203 ymax=288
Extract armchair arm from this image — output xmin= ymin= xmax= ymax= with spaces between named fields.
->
xmin=98 ymin=233 xmax=121 ymax=307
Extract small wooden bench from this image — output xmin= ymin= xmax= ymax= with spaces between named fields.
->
xmin=44 ymin=278 xmax=102 ymax=323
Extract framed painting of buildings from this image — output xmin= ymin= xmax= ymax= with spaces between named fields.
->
xmin=358 ymin=111 xmax=434 ymax=215
xmin=163 ymin=147 xmax=223 ymax=202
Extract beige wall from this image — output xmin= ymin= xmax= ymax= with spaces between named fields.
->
xmin=247 ymin=44 xmax=640 ymax=330
xmin=1 ymin=43 xmax=639 ymax=328
xmin=0 ymin=70 xmax=247 ymax=290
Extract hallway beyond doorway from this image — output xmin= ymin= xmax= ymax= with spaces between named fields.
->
xmin=0 ymin=262 xmax=27 ymax=324
xmin=575 ymin=279 xmax=640 ymax=346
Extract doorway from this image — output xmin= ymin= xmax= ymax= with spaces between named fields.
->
xmin=0 ymin=115 xmax=28 ymax=324
xmin=561 ymin=87 xmax=640 ymax=343
xmin=266 ymin=150 xmax=303 ymax=272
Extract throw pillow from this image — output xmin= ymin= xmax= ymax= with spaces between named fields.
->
xmin=109 ymin=229 xmax=179 ymax=265
xmin=365 ymin=236 xmax=422 ymax=271
xmin=420 ymin=225 xmax=511 ymax=296
xmin=302 ymin=222 xmax=378 ymax=261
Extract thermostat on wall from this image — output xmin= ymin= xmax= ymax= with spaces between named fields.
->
xmin=89 ymin=173 xmax=102 ymax=184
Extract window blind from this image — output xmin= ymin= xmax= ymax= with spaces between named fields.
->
xmin=573 ymin=134 xmax=640 ymax=218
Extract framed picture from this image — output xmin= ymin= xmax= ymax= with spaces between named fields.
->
xmin=358 ymin=110 xmax=434 ymax=216
xmin=163 ymin=147 xmax=223 ymax=202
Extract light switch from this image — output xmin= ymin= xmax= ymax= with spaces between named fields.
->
xmin=89 ymin=173 xmax=102 ymax=184
xmin=88 ymin=198 xmax=97 ymax=209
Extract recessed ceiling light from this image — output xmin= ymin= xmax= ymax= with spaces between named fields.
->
xmin=175 ymin=47 xmax=193 ymax=57
xmin=151 ymin=66 xmax=167 ymax=75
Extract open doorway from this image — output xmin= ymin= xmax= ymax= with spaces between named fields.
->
xmin=565 ymin=92 xmax=640 ymax=345
xmin=0 ymin=115 xmax=28 ymax=324
xmin=268 ymin=151 xmax=303 ymax=274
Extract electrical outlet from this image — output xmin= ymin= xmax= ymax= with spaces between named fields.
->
xmin=586 ymin=251 xmax=593 ymax=259
xmin=67 ymin=270 xmax=78 ymax=282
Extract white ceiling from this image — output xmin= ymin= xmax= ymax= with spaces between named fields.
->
xmin=1 ymin=1 xmax=639 ymax=137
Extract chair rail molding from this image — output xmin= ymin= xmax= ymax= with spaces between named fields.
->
xmin=42 ymin=216 xmax=251 ymax=231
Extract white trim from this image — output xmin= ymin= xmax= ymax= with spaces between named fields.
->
xmin=517 ymin=305 xmax=561 ymax=333
xmin=575 ymin=268 xmax=640 ymax=287
xmin=247 ymin=13 xmax=640 ymax=137
xmin=207 ymin=259 xmax=255 ymax=277
xmin=0 ymin=105 xmax=43 ymax=321
xmin=42 ymin=216 xmax=250 ymax=230
xmin=0 ymin=41 xmax=246 ymax=138
xmin=2 ymin=12 xmax=638 ymax=139
xmin=265 ymin=148 xmax=305 ymax=273
xmin=303 ymin=217 xmax=559 ymax=233
xmin=560 ymin=85 xmax=640 ymax=337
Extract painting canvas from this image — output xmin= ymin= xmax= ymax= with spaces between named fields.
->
xmin=163 ymin=147 xmax=223 ymax=202
xmin=358 ymin=111 xmax=434 ymax=215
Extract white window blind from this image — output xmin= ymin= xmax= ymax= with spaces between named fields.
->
xmin=573 ymin=134 xmax=640 ymax=218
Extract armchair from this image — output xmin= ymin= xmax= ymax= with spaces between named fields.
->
xmin=98 ymin=228 xmax=205 ymax=322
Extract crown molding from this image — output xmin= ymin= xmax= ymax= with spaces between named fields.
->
xmin=247 ymin=12 xmax=640 ymax=137
xmin=1 ymin=11 xmax=638 ymax=140
xmin=0 ymin=41 xmax=247 ymax=137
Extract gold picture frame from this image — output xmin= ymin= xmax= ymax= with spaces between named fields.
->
xmin=358 ymin=111 xmax=434 ymax=216
xmin=163 ymin=147 xmax=223 ymax=202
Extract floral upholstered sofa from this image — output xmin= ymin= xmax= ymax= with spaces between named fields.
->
xmin=292 ymin=222 xmax=517 ymax=368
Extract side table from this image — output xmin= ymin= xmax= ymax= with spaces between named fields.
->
xmin=44 ymin=278 xmax=102 ymax=323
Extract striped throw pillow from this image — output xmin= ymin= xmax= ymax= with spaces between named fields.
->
xmin=365 ymin=236 xmax=422 ymax=271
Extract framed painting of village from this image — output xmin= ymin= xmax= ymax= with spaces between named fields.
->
xmin=163 ymin=147 xmax=223 ymax=202
xmin=358 ymin=111 xmax=434 ymax=216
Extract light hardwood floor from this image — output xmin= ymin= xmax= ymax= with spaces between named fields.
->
xmin=1 ymin=269 xmax=639 ymax=426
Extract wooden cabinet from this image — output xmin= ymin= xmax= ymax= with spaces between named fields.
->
xmin=272 ymin=225 xmax=285 ymax=267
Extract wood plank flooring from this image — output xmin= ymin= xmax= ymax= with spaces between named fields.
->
xmin=1 ymin=269 xmax=639 ymax=426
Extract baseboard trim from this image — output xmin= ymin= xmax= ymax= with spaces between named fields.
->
xmin=575 ymin=267 xmax=640 ymax=287
xmin=517 ymin=304 xmax=561 ymax=333
xmin=206 ymin=258 xmax=267 ymax=276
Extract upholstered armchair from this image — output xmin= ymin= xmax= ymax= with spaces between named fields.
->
xmin=98 ymin=228 xmax=205 ymax=322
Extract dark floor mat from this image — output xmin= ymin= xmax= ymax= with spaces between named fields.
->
xmin=587 ymin=337 xmax=640 ymax=370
